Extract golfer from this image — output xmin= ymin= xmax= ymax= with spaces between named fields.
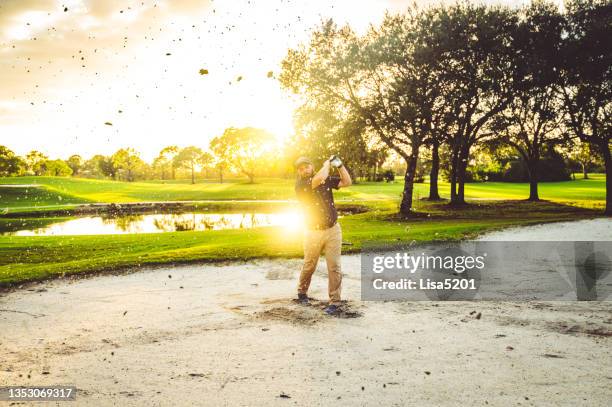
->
xmin=294 ymin=155 xmax=352 ymax=315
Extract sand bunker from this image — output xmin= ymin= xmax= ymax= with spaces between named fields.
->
xmin=1 ymin=219 xmax=610 ymax=405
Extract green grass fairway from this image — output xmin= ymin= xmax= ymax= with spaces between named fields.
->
xmin=0 ymin=183 xmax=86 ymax=211
xmin=0 ymin=174 xmax=607 ymax=213
xmin=0 ymin=175 xmax=607 ymax=288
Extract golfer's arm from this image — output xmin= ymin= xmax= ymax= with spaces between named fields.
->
xmin=311 ymin=161 xmax=330 ymax=189
xmin=338 ymin=165 xmax=352 ymax=188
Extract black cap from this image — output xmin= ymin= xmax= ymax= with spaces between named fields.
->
xmin=294 ymin=156 xmax=313 ymax=168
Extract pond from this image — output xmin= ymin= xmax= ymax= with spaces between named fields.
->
xmin=2 ymin=211 xmax=305 ymax=236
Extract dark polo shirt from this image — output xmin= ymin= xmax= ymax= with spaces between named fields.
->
xmin=295 ymin=175 xmax=341 ymax=230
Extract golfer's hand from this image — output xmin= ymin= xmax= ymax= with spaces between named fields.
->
xmin=329 ymin=155 xmax=343 ymax=168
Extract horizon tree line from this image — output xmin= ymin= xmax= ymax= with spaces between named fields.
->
xmin=0 ymin=127 xmax=285 ymax=184
xmin=0 ymin=135 xmax=602 ymax=185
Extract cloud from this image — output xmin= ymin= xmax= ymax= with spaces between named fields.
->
xmin=0 ymin=1 xmax=212 ymax=98
xmin=0 ymin=0 xmax=54 ymax=26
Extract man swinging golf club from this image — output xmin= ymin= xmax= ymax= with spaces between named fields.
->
xmin=294 ymin=155 xmax=352 ymax=315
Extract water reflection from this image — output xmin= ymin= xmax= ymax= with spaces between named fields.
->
xmin=4 ymin=212 xmax=304 ymax=236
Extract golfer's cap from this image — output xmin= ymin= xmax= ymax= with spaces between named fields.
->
xmin=294 ymin=157 xmax=313 ymax=168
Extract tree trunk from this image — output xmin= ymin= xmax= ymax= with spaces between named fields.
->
xmin=399 ymin=152 xmax=419 ymax=217
xmin=454 ymin=148 xmax=468 ymax=206
xmin=582 ymin=162 xmax=589 ymax=179
xmin=191 ymin=165 xmax=195 ymax=184
xmin=247 ymin=173 xmax=254 ymax=183
xmin=450 ymin=149 xmax=459 ymax=204
xmin=428 ymin=140 xmax=441 ymax=200
xmin=219 ymin=168 xmax=224 ymax=184
xmin=601 ymin=142 xmax=611 ymax=216
xmin=527 ymin=158 xmax=540 ymax=201
xmin=456 ymin=158 xmax=467 ymax=205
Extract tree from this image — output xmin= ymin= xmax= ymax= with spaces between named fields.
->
xmin=280 ymin=12 xmax=440 ymax=215
xmin=214 ymin=159 xmax=229 ymax=184
xmin=25 ymin=150 xmax=48 ymax=175
xmin=152 ymin=156 xmax=166 ymax=180
xmin=154 ymin=146 xmax=179 ymax=180
xmin=0 ymin=146 xmax=24 ymax=176
xmin=491 ymin=1 xmax=565 ymax=201
xmin=567 ymin=139 xmax=594 ymax=179
xmin=199 ymin=151 xmax=214 ymax=179
xmin=174 ymin=146 xmax=208 ymax=184
xmin=422 ymin=3 xmax=519 ymax=205
xmin=42 ymin=159 xmax=73 ymax=176
xmin=493 ymin=89 xmax=563 ymax=200
xmin=66 ymin=155 xmax=83 ymax=176
xmin=82 ymin=154 xmax=116 ymax=179
xmin=210 ymin=127 xmax=275 ymax=183
xmin=111 ymin=148 xmax=145 ymax=182
xmin=558 ymin=0 xmax=611 ymax=215
xmin=82 ymin=155 xmax=105 ymax=178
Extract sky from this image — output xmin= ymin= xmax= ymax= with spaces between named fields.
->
xmin=0 ymin=0 xmax=537 ymax=161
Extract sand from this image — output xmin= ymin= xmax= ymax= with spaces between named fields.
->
xmin=1 ymin=219 xmax=611 ymax=406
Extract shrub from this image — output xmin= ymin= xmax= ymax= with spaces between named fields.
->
xmin=383 ymin=170 xmax=395 ymax=182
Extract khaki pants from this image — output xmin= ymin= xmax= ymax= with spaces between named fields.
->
xmin=297 ymin=222 xmax=342 ymax=304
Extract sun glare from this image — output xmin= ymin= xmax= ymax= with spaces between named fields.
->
xmin=278 ymin=209 xmax=305 ymax=232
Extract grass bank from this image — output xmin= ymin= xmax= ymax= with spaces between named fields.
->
xmin=0 ymin=198 xmax=600 ymax=289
